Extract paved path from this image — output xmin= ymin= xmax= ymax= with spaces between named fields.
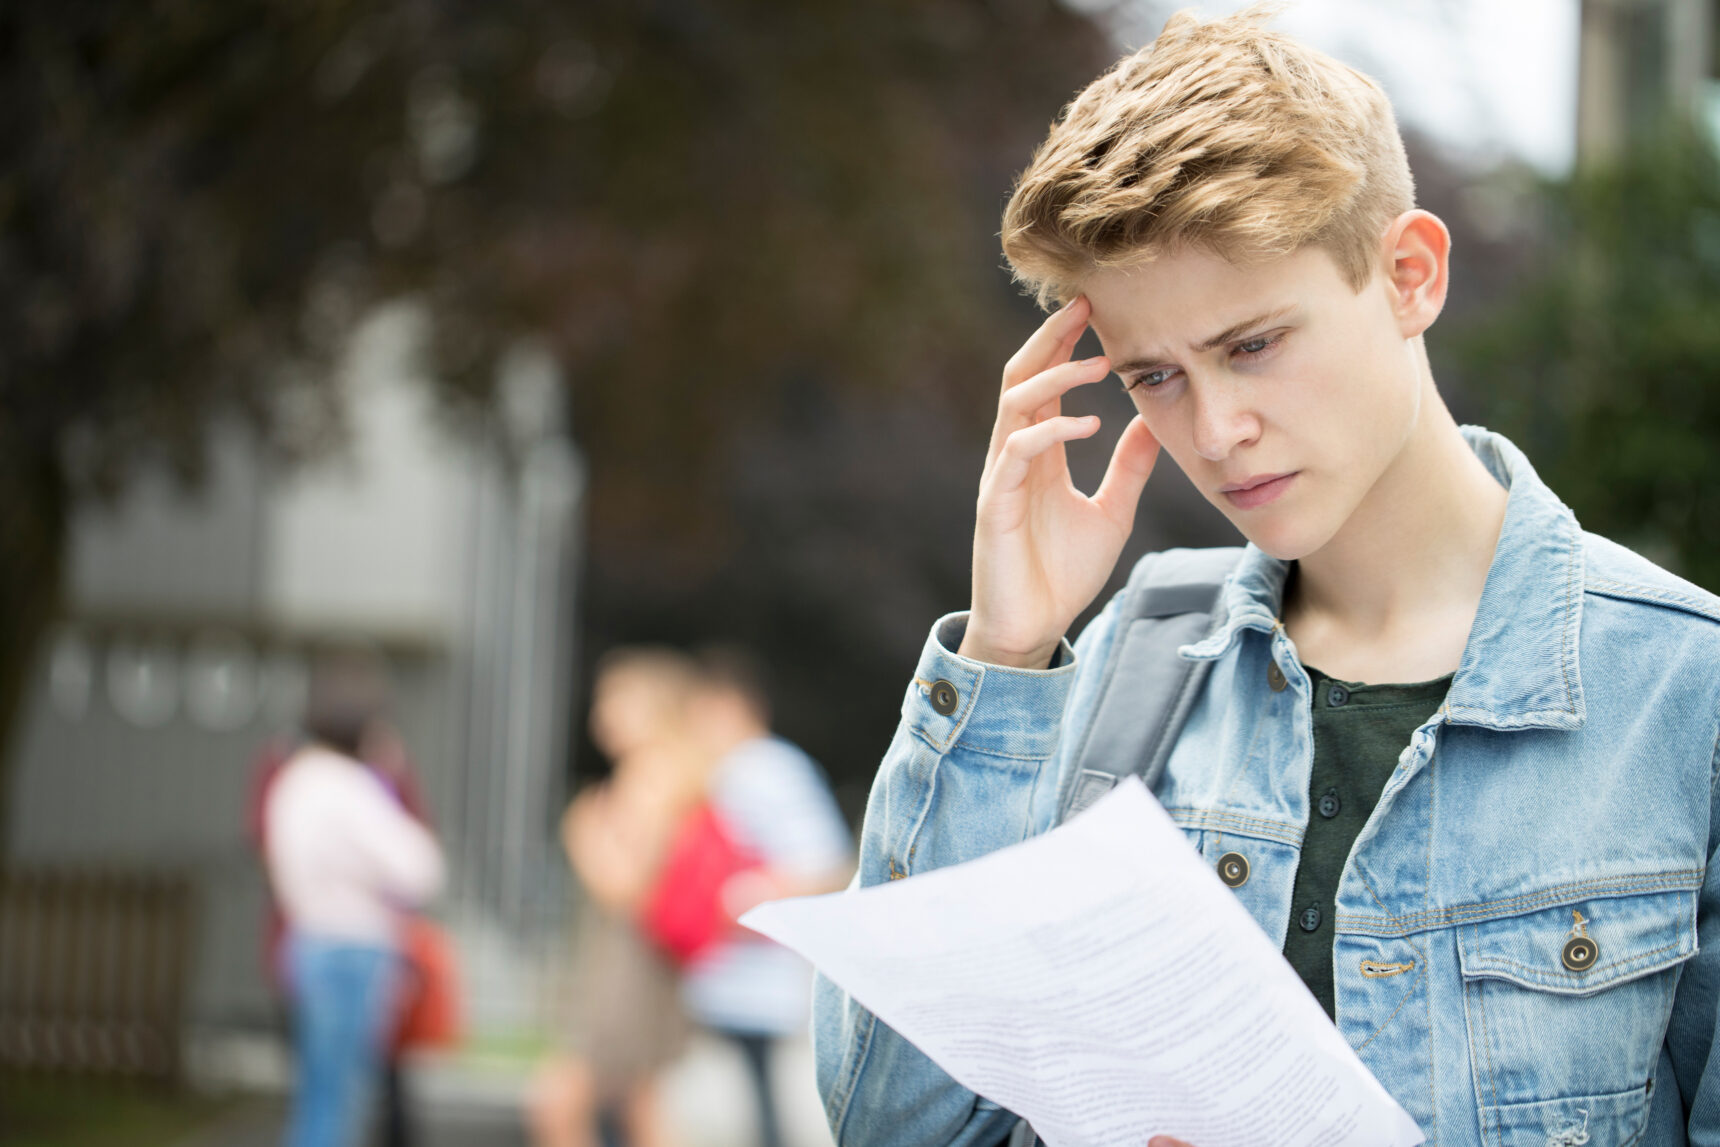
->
xmin=180 ymin=1032 xmax=834 ymax=1147
xmin=174 ymin=1097 xmax=529 ymax=1147
xmin=179 ymin=1102 xmax=528 ymax=1146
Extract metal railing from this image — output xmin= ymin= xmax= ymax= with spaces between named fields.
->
xmin=0 ymin=867 xmax=194 ymax=1082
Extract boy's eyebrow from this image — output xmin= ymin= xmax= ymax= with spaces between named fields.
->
xmin=1110 ymin=306 xmax=1295 ymax=374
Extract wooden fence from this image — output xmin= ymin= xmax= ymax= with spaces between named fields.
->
xmin=0 ymin=868 xmax=194 ymax=1082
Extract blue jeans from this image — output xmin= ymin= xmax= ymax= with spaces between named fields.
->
xmin=285 ymin=934 xmax=398 ymax=1147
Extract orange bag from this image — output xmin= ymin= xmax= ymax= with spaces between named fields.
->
xmin=392 ymin=917 xmax=461 ymax=1053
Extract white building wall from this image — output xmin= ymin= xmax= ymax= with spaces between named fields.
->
xmin=262 ymin=303 xmax=472 ymax=643
xmin=7 ymin=302 xmax=582 ymax=1037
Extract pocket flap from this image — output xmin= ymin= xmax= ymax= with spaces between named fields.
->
xmin=1457 ymin=889 xmax=1697 ymax=996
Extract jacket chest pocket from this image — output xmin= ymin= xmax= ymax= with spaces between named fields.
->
xmin=1183 ymin=825 xmax=1301 ymax=948
xmin=1457 ymin=888 xmax=1696 ymax=1147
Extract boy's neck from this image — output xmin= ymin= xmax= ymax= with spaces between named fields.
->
xmin=1281 ymin=379 xmax=1509 ymax=685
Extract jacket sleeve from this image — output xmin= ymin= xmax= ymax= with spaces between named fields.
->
xmin=810 ymin=598 xmax=1126 ymax=1146
xmin=348 ymin=772 xmax=446 ymax=907
xmin=1665 ymin=726 xmax=1720 ymax=1139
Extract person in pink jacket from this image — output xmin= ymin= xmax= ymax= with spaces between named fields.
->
xmin=265 ymin=652 xmax=444 ymax=1147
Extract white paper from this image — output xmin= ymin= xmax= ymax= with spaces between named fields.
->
xmin=742 ymin=779 xmax=1423 ymax=1147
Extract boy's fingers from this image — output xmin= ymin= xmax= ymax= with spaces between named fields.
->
xmin=991 ymin=355 xmax=1111 ymax=447
xmin=988 ymin=414 xmax=1099 ymax=493
xmin=1092 ymin=415 xmax=1161 ymax=526
xmin=1001 ymin=296 xmax=1090 ymax=392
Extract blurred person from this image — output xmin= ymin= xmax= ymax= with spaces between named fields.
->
xmin=265 ymin=652 xmax=445 ymax=1147
xmin=250 ymin=715 xmax=439 ymax=1147
xmin=355 ymin=717 xmax=440 ymax=1147
xmin=530 ymin=648 xmax=705 ymax=1147
xmin=681 ymin=647 xmax=853 ymax=1147
xmin=357 ymin=716 xmax=434 ymax=824
xmin=246 ymin=730 xmax=303 ymax=996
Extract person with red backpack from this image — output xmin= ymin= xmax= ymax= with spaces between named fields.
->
xmin=678 ymin=647 xmax=853 ymax=1147
xmin=529 ymin=648 xmax=705 ymax=1147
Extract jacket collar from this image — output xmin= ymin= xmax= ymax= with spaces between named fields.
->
xmin=1181 ymin=426 xmax=1586 ymax=731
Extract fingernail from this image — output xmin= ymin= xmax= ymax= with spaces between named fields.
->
xmin=1083 ymin=356 xmax=1108 ymax=367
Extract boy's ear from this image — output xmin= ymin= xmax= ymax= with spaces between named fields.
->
xmin=1380 ymin=209 xmax=1450 ymax=338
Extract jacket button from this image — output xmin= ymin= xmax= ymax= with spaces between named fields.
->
xmin=929 ymin=679 xmax=959 ymax=715
xmin=1562 ymin=935 xmax=1599 ymax=971
xmin=1317 ymin=788 xmax=1341 ymax=819
xmin=1299 ymin=903 xmax=1323 ymax=932
xmin=1216 ymin=852 xmax=1250 ymax=888
xmin=1267 ymin=662 xmax=1287 ymax=692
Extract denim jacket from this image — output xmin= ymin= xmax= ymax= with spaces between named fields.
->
xmin=813 ymin=427 xmax=1720 ymax=1147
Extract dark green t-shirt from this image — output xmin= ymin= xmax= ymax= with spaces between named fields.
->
xmin=1284 ymin=664 xmax=1452 ymax=1019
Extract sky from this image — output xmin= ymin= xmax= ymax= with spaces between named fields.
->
xmin=1088 ymin=0 xmax=1583 ymax=174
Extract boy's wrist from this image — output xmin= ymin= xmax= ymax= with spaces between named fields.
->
xmin=956 ymin=632 xmax=1061 ymax=670
xmin=914 ymin=613 xmax=1075 ymax=760
xmin=956 ymin=613 xmax=1064 ymax=670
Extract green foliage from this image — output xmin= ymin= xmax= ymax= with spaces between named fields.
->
xmin=0 ymin=1072 xmax=246 ymax=1147
xmin=1454 ymin=126 xmax=1720 ymax=592
xmin=0 ymin=0 xmax=1107 ymax=533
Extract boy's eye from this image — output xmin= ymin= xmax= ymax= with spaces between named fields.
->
xmin=1235 ymin=333 xmax=1282 ymax=357
xmin=1124 ymin=367 xmax=1180 ymax=391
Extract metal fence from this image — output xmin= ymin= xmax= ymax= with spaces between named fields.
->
xmin=0 ymin=868 xmax=194 ymax=1082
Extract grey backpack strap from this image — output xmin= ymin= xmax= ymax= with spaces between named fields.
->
xmin=1055 ymin=547 xmax=1242 ymax=823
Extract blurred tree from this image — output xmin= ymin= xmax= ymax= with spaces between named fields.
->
xmin=0 ymin=1 xmax=1112 ymax=827
xmin=1453 ymin=125 xmax=1720 ymax=592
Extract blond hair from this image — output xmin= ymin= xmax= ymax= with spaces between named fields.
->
xmin=1002 ymin=4 xmax=1414 ymax=306
xmin=592 ymin=645 xmax=700 ymax=728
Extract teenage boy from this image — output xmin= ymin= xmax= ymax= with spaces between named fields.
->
xmin=811 ymin=8 xmax=1720 ymax=1147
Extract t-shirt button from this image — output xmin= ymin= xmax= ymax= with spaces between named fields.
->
xmin=1299 ymin=903 xmax=1323 ymax=932
xmin=1318 ymin=788 xmax=1341 ymax=819
xmin=1327 ymin=684 xmax=1350 ymax=707
xmin=1267 ymin=662 xmax=1287 ymax=692
xmin=1217 ymin=852 xmax=1250 ymax=888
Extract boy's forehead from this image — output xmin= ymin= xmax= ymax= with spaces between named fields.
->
xmin=1083 ymin=245 xmax=1345 ymax=356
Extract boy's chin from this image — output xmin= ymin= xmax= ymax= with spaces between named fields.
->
xmin=1230 ymin=515 xmax=1335 ymax=565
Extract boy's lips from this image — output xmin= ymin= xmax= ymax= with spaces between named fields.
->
xmin=1220 ymin=471 xmax=1297 ymax=510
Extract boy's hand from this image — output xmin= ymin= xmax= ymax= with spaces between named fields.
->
xmin=960 ymin=295 xmax=1160 ymax=669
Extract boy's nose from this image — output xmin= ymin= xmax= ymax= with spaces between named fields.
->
xmin=1189 ymin=382 xmax=1260 ymax=462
